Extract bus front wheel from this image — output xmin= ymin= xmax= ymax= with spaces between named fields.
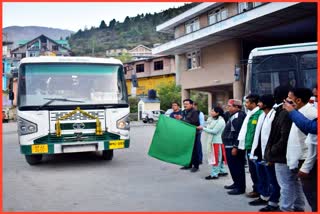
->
xmin=25 ymin=154 xmax=42 ymax=165
xmin=102 ymin=150 xmax=113 ymax=161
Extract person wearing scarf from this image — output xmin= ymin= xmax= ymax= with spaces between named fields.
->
xmin=249 ymin=95 xmax=281 ymax=211
xmin=198 ymin=107 xmax=226 ymax=179
xmin=237 ymin=94 xmax=263 ymax=198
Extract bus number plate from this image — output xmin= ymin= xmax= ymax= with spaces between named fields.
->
xmin=31 ymin=145 xmax=48 ymax=154
xmin=109 ymin=140 xmax=125 ymax=149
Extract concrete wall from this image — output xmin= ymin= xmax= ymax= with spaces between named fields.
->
xmin=180 ymin=39 xmax=241 ymax=89
xmin=126 ymin=75 xmax=175 ymax=95
xmin=174 ymin=3 xmax=240 ymax=39
xmin=144 ymin=103 xmax=160 ymax=111
xmin=125 ymin=57 xmax=175 ymax=79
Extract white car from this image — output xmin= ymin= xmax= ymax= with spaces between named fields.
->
xmin=142 ymin=110 xmax=165 ymax=123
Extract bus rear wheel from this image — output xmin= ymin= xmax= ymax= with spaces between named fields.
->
xmin=102 ymin=150 xmax=113 ymax=161
xmin=25 ymin=154 xmax=42 ymax=165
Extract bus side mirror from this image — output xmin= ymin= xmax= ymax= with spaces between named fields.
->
xmin=9 ymin=91 xmax=14 ymax=100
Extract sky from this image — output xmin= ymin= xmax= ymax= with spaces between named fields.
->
xmin=3 ymin=2 xmax=188 ymax=32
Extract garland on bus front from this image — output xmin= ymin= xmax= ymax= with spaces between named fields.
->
xmin=55 ymin=107 xmax=103 ymax=137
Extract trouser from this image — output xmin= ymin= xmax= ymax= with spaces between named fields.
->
xmin=299 ymin=160 xmax=317 ymax=212
xmin=197 ymin=132 xmax=203 ymax=163
xmin=275 ymin=163 xmax=305 ymax=211
xmin=190 ymin=133 xmax=201 ymax=168
xmin=210 ymin=144 xmax=227 ymax=177
xmin=225 ymin=147 xmax=246 ymax=191
xmin=254 ymin=161 xmax=270 ymax=198
xmin=255 ymin=161 xmax=280 ymax=206
xmin=247 ymin=150 xmax=259 ymax=193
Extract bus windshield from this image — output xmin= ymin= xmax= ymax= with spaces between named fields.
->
xmin=18 ymin=63 xmax=128 ymax=108
xmin=250 ymin=51 xmax=317 ymax=95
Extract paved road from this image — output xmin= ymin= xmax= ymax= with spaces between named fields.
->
xmin=2 ymin=122 xmax=310 ymax=211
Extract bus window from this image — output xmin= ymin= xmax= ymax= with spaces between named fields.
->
xmin=300 ymin=53 xmax=317 ymax=89
xmin=251 ymin=54 xmax=297 ymax=95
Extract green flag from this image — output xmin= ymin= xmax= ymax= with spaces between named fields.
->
xmin=148 ymin=115 xmax=196 ymax=166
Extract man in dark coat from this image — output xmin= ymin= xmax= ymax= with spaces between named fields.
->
xmin=176 ymin=99 xmax=200 ymax=172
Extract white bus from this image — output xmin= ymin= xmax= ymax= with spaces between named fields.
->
xmin=16 ymin=57 xmax=130 ymax=165
xmin=245 ymin=42 xmax=317 ymax=96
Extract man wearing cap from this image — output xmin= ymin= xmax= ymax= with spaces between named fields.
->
xmin=222 ymin=99 xmax=246 ymax=195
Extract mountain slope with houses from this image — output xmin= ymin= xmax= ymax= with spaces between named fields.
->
xmin=3 ymin=26 xmax=74 ymax=48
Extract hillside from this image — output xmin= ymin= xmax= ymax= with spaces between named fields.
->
xmin=69 ymin=3 xmax=199 ymax=56
xmin=3 ymin=26 xmax=74 ymax=48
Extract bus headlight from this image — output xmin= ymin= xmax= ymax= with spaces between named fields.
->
xmin=18 ymin=117 xmax=38 ymax=135
xmin=116 ymin=115 xmax=130 ymax=130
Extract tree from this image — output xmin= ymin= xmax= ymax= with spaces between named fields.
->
xmin=157 ymin=82 xmax=181 ymax=111
xmin=114 ymin=52 xmax=133 ymax=63
xmin=129 ymin=97 xmax=139 ymax=113
xmin=108 ymin=19 xmax=116 ymax=29
xmin=99 ymin=20 xmax=107 ymax=29
xmin=191 ymin=91 xmax=209 ymax=115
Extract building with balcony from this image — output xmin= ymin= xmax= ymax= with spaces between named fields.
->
xmin=11 ymin=34 xmax=73 ymax=60
xmin=124 ymin=55 xmax=176 ymax=96
xmin=153 ymin=2 xmax=317 ymax=109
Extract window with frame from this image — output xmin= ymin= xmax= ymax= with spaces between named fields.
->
xmin=186 ymin=50 xmax=201 ymax=70
xmin=208 ymin=8 xmax=228 ymax=25
xmin=185 ymin=18 xmax=200 ymax=34
xmin=136 ymin=64 xmax=144 ymax=73
xmin=52 ymin=45 xmax=59 ymax=51
xmin=253 ymin=2 xmax=263 ymax=7
xmin=154 ymin=61 xmax=164 ymax=71
xmin=238 ymin=2 xmax=254 ymax=13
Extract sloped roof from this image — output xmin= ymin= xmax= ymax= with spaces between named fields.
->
xmin=129 ymin=45 xmax=152 ymax=52
xmin=12 ymin=34 xmax=72 ymax=53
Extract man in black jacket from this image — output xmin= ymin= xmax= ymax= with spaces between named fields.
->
xmin=176 ymin=99 xmax=200 ymax=172
xmin=264 ymin=86 xmax=295 ymax=212
xmin=222 ymin=99 xmax=246 ymax=195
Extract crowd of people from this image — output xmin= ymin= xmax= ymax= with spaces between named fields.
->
xmin=168 ymin=85 xmax=317 ymax=212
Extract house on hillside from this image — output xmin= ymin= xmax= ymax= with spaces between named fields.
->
xmin=2 ymin=41 xmax=14 ymax=91
xmin=128 ymin=45 xmax=153 ymax=60
xmin=11 ymin=34 xmax=73 ymax=59
xmin=105 ymin=45 xmax=155 ymax=60
xmin=106 ymin=48 xmax=128 ymax=57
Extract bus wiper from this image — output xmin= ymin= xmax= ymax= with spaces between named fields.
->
xmin=38 ymin=98 xmax=84 ymax=110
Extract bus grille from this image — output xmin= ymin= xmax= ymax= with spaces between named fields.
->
xmin=50 ymin=110 xmax=105 ymax=121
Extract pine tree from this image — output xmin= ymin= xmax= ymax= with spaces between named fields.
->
xmin=99 ymin=20 xmax=107 ymax=29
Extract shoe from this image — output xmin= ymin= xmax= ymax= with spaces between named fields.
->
xmin=246 ymin=191 xmax=260 ymax=198
xmin=227 ymin=189 xmax=245 ymax=195
xmin=249 ymin=198 xmax=268 ymax=206
xmin=190 ymin=167 xmax=199 ymax=172
xmin=180 ymin=166 xmax=192 ymax=170
xmin=259 ymin=205 xmax=280 ymax=212
xmin=224 ymin=184 xmax=236 ymax=189
xmin=205 ymin=175 xmax=218 ymax=180
xmin=218 ymin=172 xmax=228 ymax=176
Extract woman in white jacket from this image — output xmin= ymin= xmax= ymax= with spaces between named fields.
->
xmin=198 ymin=107 xmax=227 ymax=179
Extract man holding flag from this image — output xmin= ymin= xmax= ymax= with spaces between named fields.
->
xmin=176 ymin=99 xmax=201 ymax=172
